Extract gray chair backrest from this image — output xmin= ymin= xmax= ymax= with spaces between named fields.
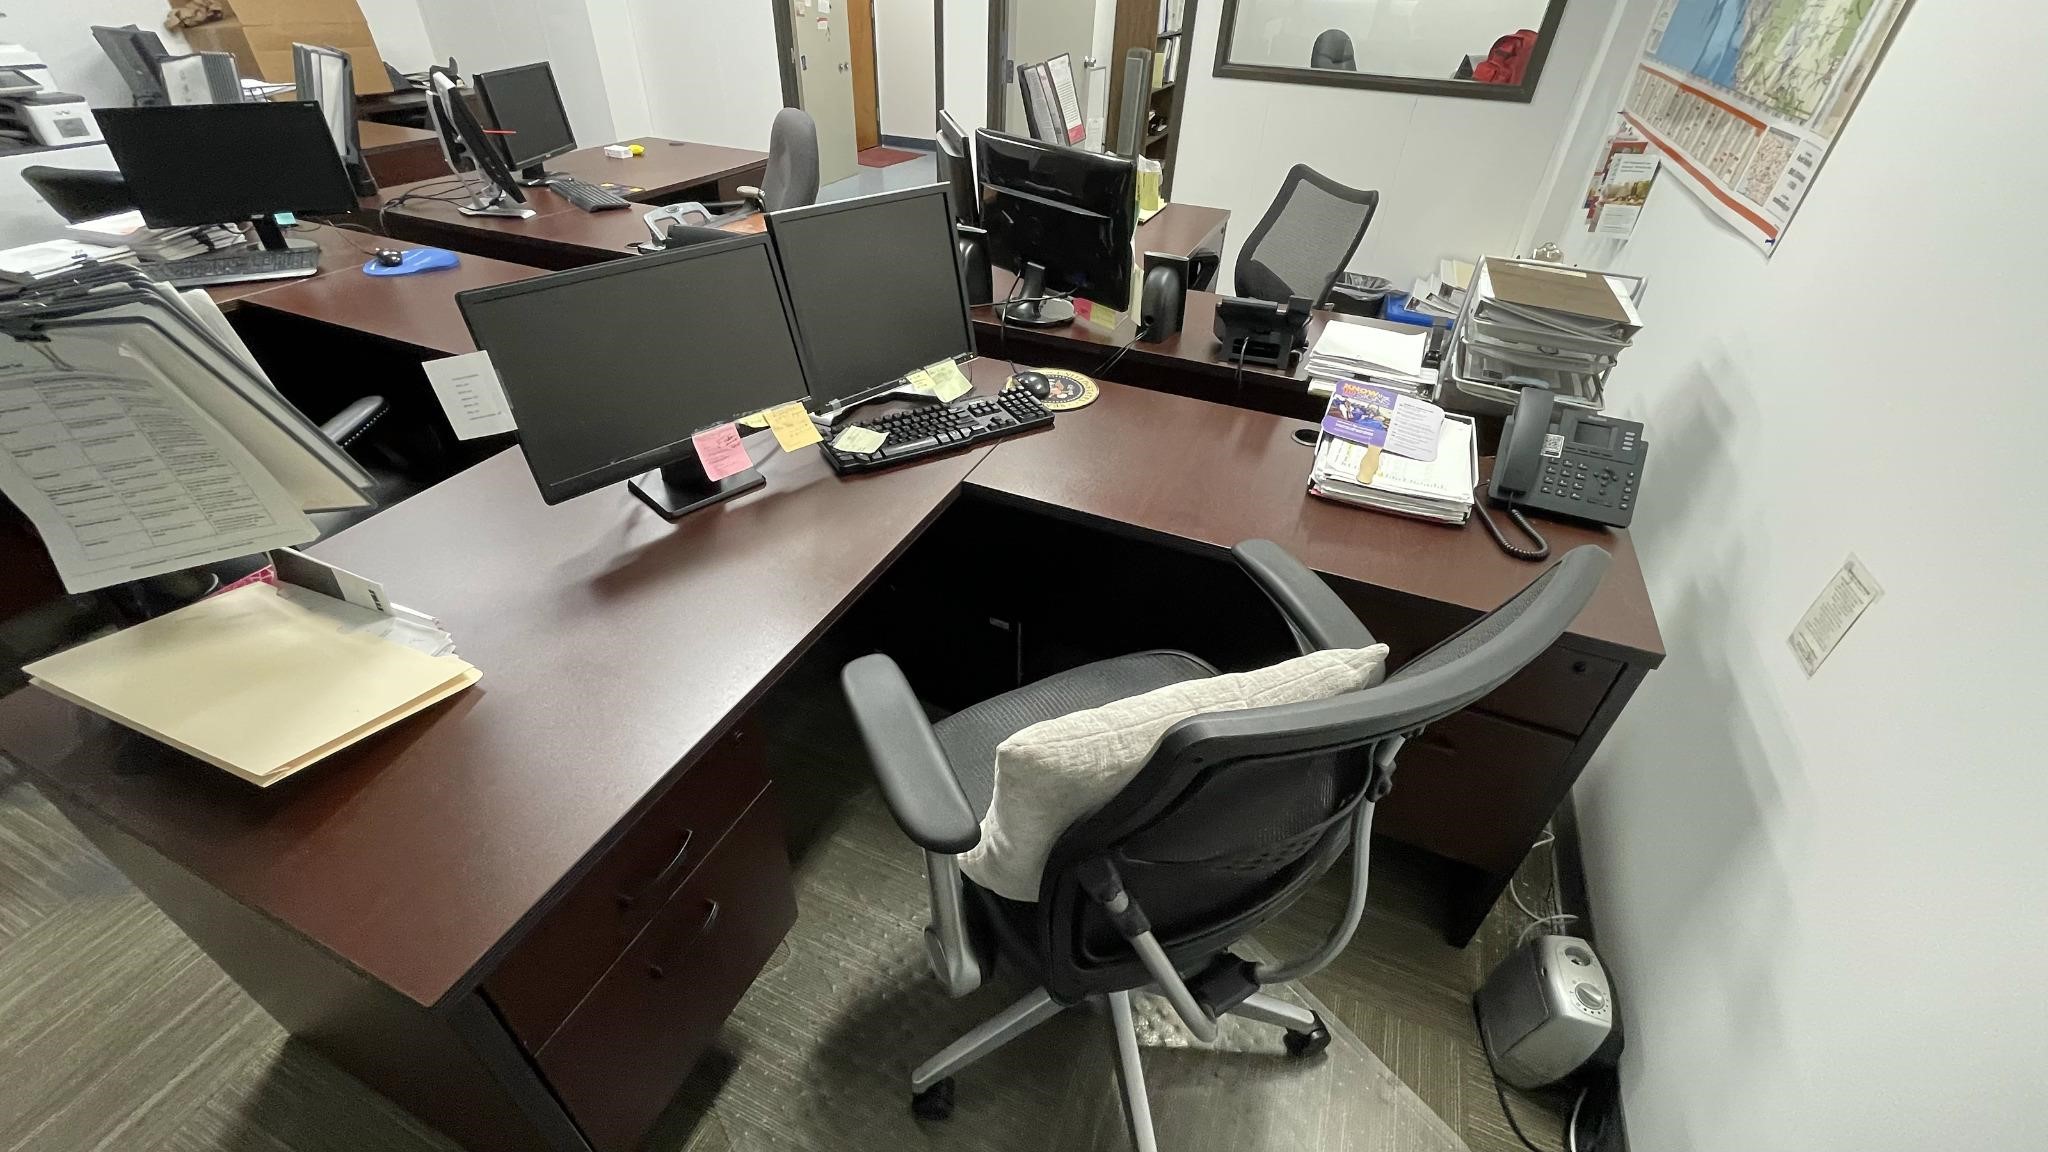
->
xmin=1031 ymin=544 xmax=1614 ymax=1002
xmin=1311 ymin=29 xmax=1357 ymax=70
xmin=1233 ymin=164 xmax=1379 ymax=307
xmin=762 ymin=107 xmax=821 ymax=212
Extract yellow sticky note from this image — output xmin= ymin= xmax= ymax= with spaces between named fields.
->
xmin=922 ymin=359 xmax=974 ymax=402
xmin=738 ymin=410 xmax=772 ymax=429
xmin=762 ymin=402 xmax=822 ymax=452
xmin=832 ymin=425 xmax=887 ymax=454
xmin=901 ymin=368 xmax=936 ymax=396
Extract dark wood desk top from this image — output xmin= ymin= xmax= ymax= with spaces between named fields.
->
xmin=0 ymin=434 xmax=990 ymax=1010
xmin=551 ymin=139 xmax=769 ymax=201
xmin=963 ymin=377 xmax=1664 ymax=662
xmin=358 ymin=120 xmax=439 ymax=152
xmin=235 ymin=241 xmax=541 ymax=356
xmin=1136 ymin=203 xmax=1229 ymax=259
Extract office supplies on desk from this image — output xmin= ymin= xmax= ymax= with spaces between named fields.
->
xmin=63 ymin=210 xmax=245 ymax=264
xmin=821 ymin=389 xmax=1052 ymax=474
xmin=0 ymin=266 xmax=376 ymax=592
xmin=1480 ymin=383 xmax=1649 ymax=559
xmin=976 ymin=130 xmax=1138 ymax=326
xmin=1308 ymin=415 xmax=1477 ymax=525
xmin=153 ymin=245 xmax=324 ymax=287
xmin=0 ymin=240 xmax=127 ymax=283
xmin=549 ymin=177 xmax=631 ymax=212
xmin=95 ymin=101 xmax=360 ymax=281
xmin=1016 ymin=367 xmax=1099 ymax=410
xmin=456 ymin=234 xmax=810 ymax=518
xmin=1305 ymin=319 xmax=1433 ymax=398
xmin=1445 ymin=256 xmax=1646 ymax=414
xmin=24 ymin=579 xmax=476 ymax=787
xmin=363 ymin=246 xmax=459 ymax=275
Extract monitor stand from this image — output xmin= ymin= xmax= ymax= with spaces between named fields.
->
xmin=517 ymin=163 xmax=561 ymax=188
xmin=628 ymin=454 xmax=765 ymax=520
xmin=454 ymin=171 xmax=537 ymax=219
xmin=998 ymin=262 xmax=1076 ymax=327
xmin=248 ymin=215 xmax=319 ymax=253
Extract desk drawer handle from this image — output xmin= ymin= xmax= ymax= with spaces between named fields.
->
xmin=618 ymin=829 xmax=696 ymax=910
xmin=646 ymin=899 xmax=722 ymax=981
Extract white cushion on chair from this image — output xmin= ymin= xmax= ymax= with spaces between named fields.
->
xmin=959 ymin=646 xmax=1388 ymax=902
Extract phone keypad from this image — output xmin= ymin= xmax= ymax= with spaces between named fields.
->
xmin=1540 ymin=458 xmax=1640 ymax=517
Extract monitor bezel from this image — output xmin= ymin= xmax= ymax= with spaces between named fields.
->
xmin=474 ymin=62 xmax=579 ymax=171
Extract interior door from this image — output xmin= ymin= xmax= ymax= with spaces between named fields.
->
xmin=1000 ymin=0 xmax=1099 ymax=137
xmin=793 ymin=0 xmax=860 ymax=185
xmin=848 ymin=0 xmax=880 ymax=151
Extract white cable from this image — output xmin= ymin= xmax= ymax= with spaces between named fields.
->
xmin=1568 ymin=1086 xmax=1590 ymax=1152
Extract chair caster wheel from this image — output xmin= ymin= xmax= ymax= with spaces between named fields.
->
xmin=911 ymin=1077 xmax=956 ymax=1120
xmin=1284 ymin=1017 xmax=1331 ymax=1058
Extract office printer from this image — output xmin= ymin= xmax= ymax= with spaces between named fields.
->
xmin=0 ymin=46 xmax=103 ymax=150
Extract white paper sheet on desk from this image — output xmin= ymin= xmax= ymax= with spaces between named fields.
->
xmin=424 ymin=351 xmax=518 ymax=440
xmin=1311 ymin=319 xmax=1428 ymax=378
xmin=0 ymin=338 xmax=317 ymax=594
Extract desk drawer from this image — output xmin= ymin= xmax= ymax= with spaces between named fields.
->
xmin=537 ymin=788 xmax=796 ymax=1152
xmin=1373 ymin=708 xmax=1576 ymax=874
xmin=487 ymin=724 xmax=768 ymax=1053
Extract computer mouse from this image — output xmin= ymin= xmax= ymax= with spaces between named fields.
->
xmin=1012 ymin=371 xmax=1053 ymax=400
xmin=373 ymin=248 xmax=405 ymax=267
xmin=363 ymin=247 xmax=461 ymax=276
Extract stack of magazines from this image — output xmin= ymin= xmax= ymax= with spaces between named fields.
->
xmin=1403 ymin=258 xmax=1473 ymax=324
xmin=1305 ymin=318 xmax=1434 ymax=398
xmin=1309 ymin=416 xmax=1479 ymax=524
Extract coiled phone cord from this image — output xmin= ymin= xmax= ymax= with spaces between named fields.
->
xmin=1475 ymin=484 xmax=1551 ymax=561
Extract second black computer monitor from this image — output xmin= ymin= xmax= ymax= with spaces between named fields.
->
xmin=475 ymin=62 xmax=578 ymax=182
xmin=767 ymin=184 xmax=977 ymax=412
xmin=974 ymin=129 xmax=1137 ymax=326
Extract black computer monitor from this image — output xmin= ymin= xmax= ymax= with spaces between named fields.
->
xmin=936 ymin=110 xmax=977 ymax=227
xmin=474 ymin=62 xmax=578 ymax=183
xmin=455 ymin=234 xmax=814 ymax=519
xmin=973 ymin=129 xmax=1136 ymax=326
xmin=295 ymin=42 xmax=375 ymax=197
xmin=766 ymin=185 xmax=975 ymax=414
xmin=426 ymin=68 xmax=531 ymax=217
xmin=94 ymin=103 xmax=358 ymax=252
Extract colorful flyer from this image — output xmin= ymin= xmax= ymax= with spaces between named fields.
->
xmin=1320 ymin=380 xmax=1399 ymax=448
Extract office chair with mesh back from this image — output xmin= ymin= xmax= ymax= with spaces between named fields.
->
xmin=20 ymin=167 xmax=135 ymax=224
xmin=1234 ymin=165 xmax=1379 ymax=308
xmin=669 ymin=108 xmax=821 ymax=226
xmin=843 ymin=541 xmax=1612 ymax=1150
xmin=1311 ymin=29 xmax=1358 ymax=70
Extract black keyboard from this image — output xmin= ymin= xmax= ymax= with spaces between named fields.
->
xmin=550 ymin=177 xmax=631 ymax=212
xmin=823 ymin=390 xmax=1053 ymax=474
xmin=151 ymin=245 xmax=322 ymax=288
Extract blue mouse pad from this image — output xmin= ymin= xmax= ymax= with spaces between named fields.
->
xmin=363 ymin=248 xmax=461 ymax=276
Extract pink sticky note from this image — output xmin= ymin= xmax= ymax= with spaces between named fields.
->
xmin=692 ymin=423 xmax=752 ymax=481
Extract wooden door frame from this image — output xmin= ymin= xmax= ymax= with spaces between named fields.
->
xmin=849 ymin=0 xmax=881 ymax=150
xmin=771 ymin=0 xmax=801 ymax=107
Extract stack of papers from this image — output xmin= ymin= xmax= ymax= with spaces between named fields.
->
xmin=1404 ymin=258 xmax=1474 ymax=322
xmin=1308 ymin=415 xmax=1479 ymax=525
xmin=24 ymin=556 xmax=477 ymax=787
xmin=64 ymin=211 xmax=247 ymax=263
xmin=0 ymin=240 xmax=134 ymax=283
xmin=1443 ymin=255 xmax=1646 ymax=410
xmin=1306 ymin=319 xmax=1434 ymax=398
xmin=0 ymin=265 xmax=375 ymax=593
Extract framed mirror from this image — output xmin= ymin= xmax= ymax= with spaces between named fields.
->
xmin=1212 ymin=0 xmax=1568 ymax=102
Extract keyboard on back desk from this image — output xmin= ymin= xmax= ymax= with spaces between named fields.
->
xmin=821 ymin=390 xmax=1054 ymax=474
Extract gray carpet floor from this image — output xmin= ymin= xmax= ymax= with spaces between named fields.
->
xmin=0 ymin=661 xmax=1579 ymax=1152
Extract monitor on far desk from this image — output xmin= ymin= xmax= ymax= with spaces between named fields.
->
xmin=455 ymin=233 xmax=814 ymax=520
xmin=474 ymin=61 xmax=578 ymax=185
xmin=94 ymin=102 xmax=360 ymax=252
xmin=766 ymin=184 xmax=977 ymax=420
xmin=974 ymin=128 xmax=1136 ymax=328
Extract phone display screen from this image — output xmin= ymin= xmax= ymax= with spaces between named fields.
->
xmin=1571 ymin=422 xmax=1617 ymax=450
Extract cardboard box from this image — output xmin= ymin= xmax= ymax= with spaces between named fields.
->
xmin=176 ymin=0 xmax=393 ymax=96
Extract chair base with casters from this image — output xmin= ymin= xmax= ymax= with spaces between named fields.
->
xmin=844 ymin=539 xmax=1613 ymax=1150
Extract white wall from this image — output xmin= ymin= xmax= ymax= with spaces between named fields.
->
xmin=1173 ymin=0 xmax=1620 ymax=287
xmin=1541 ymin=1 xmax=2048 ymax=1149
xmin=354 ymin=0 xmax=437 ymax=72
xmin=877 ymin=0 xmax=937 ymax=139
xmin=413 ymin=0 xmax=621 ymax=143
xmin=941 ymin=0 xmax=987 ymax=132
xmin=0 ymin=2 xmax=188 ymax=109
xmin=621 ymin=0 xmax=783 ymax=149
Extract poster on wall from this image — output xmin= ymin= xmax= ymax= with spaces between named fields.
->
xmin=1620 ymin=0 xmax=1914 ymax=254
xmin=1593 ymin=154 xmax=1662 ymax=239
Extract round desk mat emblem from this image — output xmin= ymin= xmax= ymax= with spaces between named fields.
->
xmin=1006 ymin=368 xmax=1100 ymax=411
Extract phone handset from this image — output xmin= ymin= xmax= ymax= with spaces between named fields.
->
xmin=1479 ymin=381 xmax=1555 ymax=561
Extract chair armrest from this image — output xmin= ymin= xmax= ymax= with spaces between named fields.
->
xmin=1232 ymin=539 xmax=1378 ymax=655
xmin=321 ymin=395 xmax=388 ymax=447
xmin=842 ymin=654 xmax=980 ymax=853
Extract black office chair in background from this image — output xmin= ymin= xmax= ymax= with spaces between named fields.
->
xmin=1234 ymin=164 xmax=1379 ymax=308
xmin=677 ymin=107 xmax=822 ymax=225
xmin=19 ymin=166 xmax=135 ymax=224
xmin=1311 ymin=29 xmax=1358 ymax=70
xmin=844 ymin=540 xmax=1612 ymax=1150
